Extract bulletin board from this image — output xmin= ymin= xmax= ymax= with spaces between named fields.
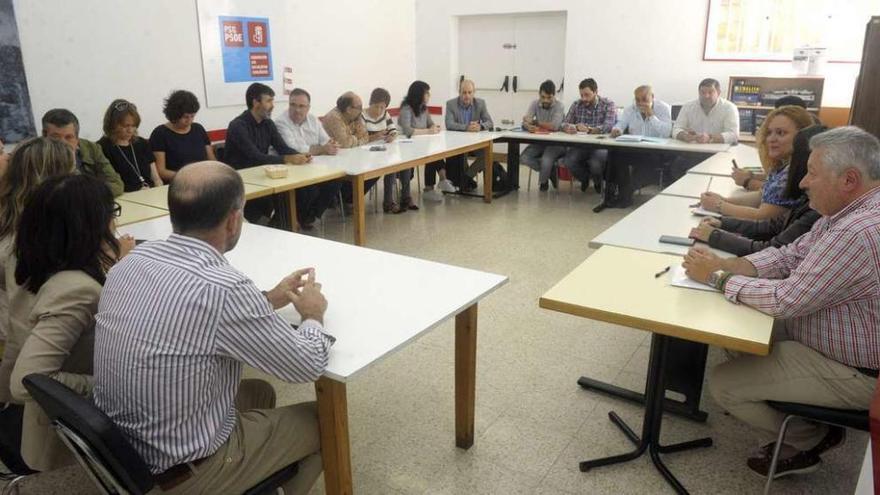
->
xmin=196 ymin=0 xmax=283 ymax=107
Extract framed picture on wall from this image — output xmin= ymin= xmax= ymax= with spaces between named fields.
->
xmin=0 ymin=0 xmax=37 ymax=142
xmin=703 ymin=0 xmax=875 ymax=62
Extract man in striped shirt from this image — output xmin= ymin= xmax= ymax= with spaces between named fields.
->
xmin=683 ymin=126 xmax=880 ymax=479
xmin=94 ymin=161 xmax=334 ymax=494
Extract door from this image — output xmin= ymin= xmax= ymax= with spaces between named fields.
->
xmin=457 ymin=12 xmax=566 ymax=129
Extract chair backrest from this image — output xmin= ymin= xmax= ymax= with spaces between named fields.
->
xmin=21 ymin=374 xmax=154 ymax=494
xmin=671 ymin=104 xmax=682 ymax=121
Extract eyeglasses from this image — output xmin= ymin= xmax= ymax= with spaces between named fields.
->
xmin=113 ymin=101 xmax=136 ymax=112
xmin=110 ymin=202 xmax=122 ymax=218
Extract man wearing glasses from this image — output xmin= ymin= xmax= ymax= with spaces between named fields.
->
xmin=320 ymin=91 xmax=369 ymax=149
xmin=274 ymin=88 xmax=342 ymax=228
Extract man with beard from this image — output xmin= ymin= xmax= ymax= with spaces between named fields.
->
xmin=520 ymin=79 xmax=566 ymax=191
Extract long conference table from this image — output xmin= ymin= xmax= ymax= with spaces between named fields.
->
xmin=119 ymin=130 xmax=754 ymax=243
xmin=119 ymin=217 xmax=507 ymax=495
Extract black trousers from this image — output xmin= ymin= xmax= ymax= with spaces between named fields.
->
xmin=296 ymin=181 xmax=342 ymax=223
xmin=340 ymin=178 xmax=378 ymax=204
xmin=604 ymin=150 xmax=668 ymax=205
xmin=426 ymin=155 xmax=475 ymax=188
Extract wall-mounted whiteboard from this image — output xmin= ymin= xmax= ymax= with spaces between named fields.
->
xmin=196 ymin=0 xmax=289 ymax=108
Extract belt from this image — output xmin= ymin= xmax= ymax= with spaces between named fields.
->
xmin=857 ymin=367 xmax=879 ymax=378
xmin=154 ymin=456 xmax=208 ymax=491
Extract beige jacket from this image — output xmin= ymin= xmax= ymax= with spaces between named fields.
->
xmin=1 ymin=263 xmax=99 ymax=471
xmin=321 ymin=108 xmax=368 ymax=148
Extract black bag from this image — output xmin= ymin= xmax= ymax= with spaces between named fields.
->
xmin=491 ymin=161 xmax=509 ymax=192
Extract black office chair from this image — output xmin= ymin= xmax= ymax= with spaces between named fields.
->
xmin=213 ymin=141 xmax=226 ymax=162
xmin=763 ymin=400 xmax=869 ymax=494
xmin=21 ymin=374 xmax=299 ymax=495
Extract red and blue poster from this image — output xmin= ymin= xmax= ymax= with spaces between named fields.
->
xmin=219 ymin=16 xmax=272 ymax=83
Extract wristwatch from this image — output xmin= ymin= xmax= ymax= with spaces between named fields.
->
xmin=707 ymin=270 xmax=727 ymax=290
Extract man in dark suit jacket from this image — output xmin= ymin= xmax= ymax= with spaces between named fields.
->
xmin=442 ymin=80 xmax=495 ymax=192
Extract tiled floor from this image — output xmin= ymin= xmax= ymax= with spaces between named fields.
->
xmin=3 ymin=169 xmax=867 ymax=494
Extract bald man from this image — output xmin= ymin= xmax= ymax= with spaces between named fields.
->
xmin=95 ymin=161 xmax=332 ymax=494
xmin=443 ymin=79 xmax=495 ymax=192
xmin=321 ymin=91 xmax=369 ymax=148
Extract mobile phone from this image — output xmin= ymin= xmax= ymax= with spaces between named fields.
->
xmin=659 ymin=235 xmax=695 ymax=247
xmin=135 ymin=239 xmax=147 ymax=245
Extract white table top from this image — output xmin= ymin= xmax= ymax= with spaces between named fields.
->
xmin=687 ymin=144 xmax=762 ymax=177
xmin=497 ymin=130 xmax=731 ymax=154
xmin=311 ymin=131 xmax=497 ymax=176
xmin=589 ymin=194 xmax=734 ymax=258
xmin=540 ymin=246 xmax=773 ymax=355
xmin=660 ymin=173 xmax=745 ymax=200
xmin=118 ymin=217 xmax=508 ymax=382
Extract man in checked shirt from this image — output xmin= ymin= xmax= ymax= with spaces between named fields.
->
xmin=683 ymin=126 xmax=880 ymax=479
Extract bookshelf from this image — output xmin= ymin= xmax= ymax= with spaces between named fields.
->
xmin=728 ymin=75 xmax=824 ymax=143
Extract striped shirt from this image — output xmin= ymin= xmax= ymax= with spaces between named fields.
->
xmin=93 ymin=234 xmax=334 ymax=473
xmin=724 ymin=186 xmax=880 ymax=369
xmin=562 ymin=96 xmax=617 ymax=133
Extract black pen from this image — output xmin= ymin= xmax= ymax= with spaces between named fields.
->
xmin=732 ymin=159 xmax=739 ymax=169
xmin=654 ymin=266 xmax=671 ymax=278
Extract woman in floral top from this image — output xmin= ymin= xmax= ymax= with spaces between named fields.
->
xmin=699 ymin=105 xmax=815 ymax=220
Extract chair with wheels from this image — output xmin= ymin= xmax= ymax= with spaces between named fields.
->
xmin=21 ymin=374 xmax=299 ymax=495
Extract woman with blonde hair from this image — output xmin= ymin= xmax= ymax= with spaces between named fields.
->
xmin=0 ymin=137 xmax=77 ymax=473
xmin=699 ymin=105 xmax=815 ymax=220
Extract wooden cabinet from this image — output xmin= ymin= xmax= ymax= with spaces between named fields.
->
xmin=728 ymin=75 xmax=824 ymax=142
xmin=850 ymin=16 xmax=880 ymax=139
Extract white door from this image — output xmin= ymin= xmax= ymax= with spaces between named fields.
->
xmin=457 ymin=15 xmax=515 ymax=127
xmin=457 ymin=12 xmax=566 ymax=129
xmin=512 ymin=12 xmax=567 ymax=123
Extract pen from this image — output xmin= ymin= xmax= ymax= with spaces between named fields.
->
xmin=705 ymin=176 xmax=714 ymax=192
xmin=732 ymin=159 xmax=739 ymax=169
xmin=689 ymin=202 xmax=701 ymax=208
xmin=654 ymin=266 xmax=671 ymax=278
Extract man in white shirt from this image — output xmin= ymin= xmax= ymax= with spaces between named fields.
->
xmin=274 ymin=88 xmax=342 ymax=229
xmin=673 ymin=78 xmax=739 ymax=144
xmin=598 ymin=85 xmax=674 ymax=212
xmin=669 ymin=78 xmax=741 ymax=181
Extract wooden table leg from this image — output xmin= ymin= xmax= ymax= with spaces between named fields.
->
xmin=455 ymin=303 xmax=478 ymax=449
xmin=482 ymin=143 xmax=493 ymax=203
xmin=287 ymin=189 xmax=300 ymax=232
xmin=352 ymin=177 xmax=366 ymax=246
xmin=315 ymin=377 xmax=352 ymax=495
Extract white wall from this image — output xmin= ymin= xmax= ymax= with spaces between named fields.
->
xmin=415 ymin=0 xmax=865 ymax=112
xmin=14 ymin=0 xmax=416 ymax=140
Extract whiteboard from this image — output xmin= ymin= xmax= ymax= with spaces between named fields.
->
xmin=196 ymin=0 xmax=290 ymax=108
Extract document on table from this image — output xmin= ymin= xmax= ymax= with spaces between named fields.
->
xmin=615 ymin=135 xmax=667 ymax=144
xmin=668 ymin=264 xmax=718 ymax=292
xmin=691 ymin=207 xmax=722 ymax=218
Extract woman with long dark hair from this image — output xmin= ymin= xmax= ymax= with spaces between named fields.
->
xmin=398 ymin=80 xmax=452 ymax=201
xmin=2 ymin=175 xmax=133 ymax=471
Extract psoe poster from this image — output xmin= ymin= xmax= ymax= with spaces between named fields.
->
xmin=219 ymin=16 xmax=272 ymax=83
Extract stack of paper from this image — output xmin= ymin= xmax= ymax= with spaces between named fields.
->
xmin=668 ymin=265 xmax=717 ymax=292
